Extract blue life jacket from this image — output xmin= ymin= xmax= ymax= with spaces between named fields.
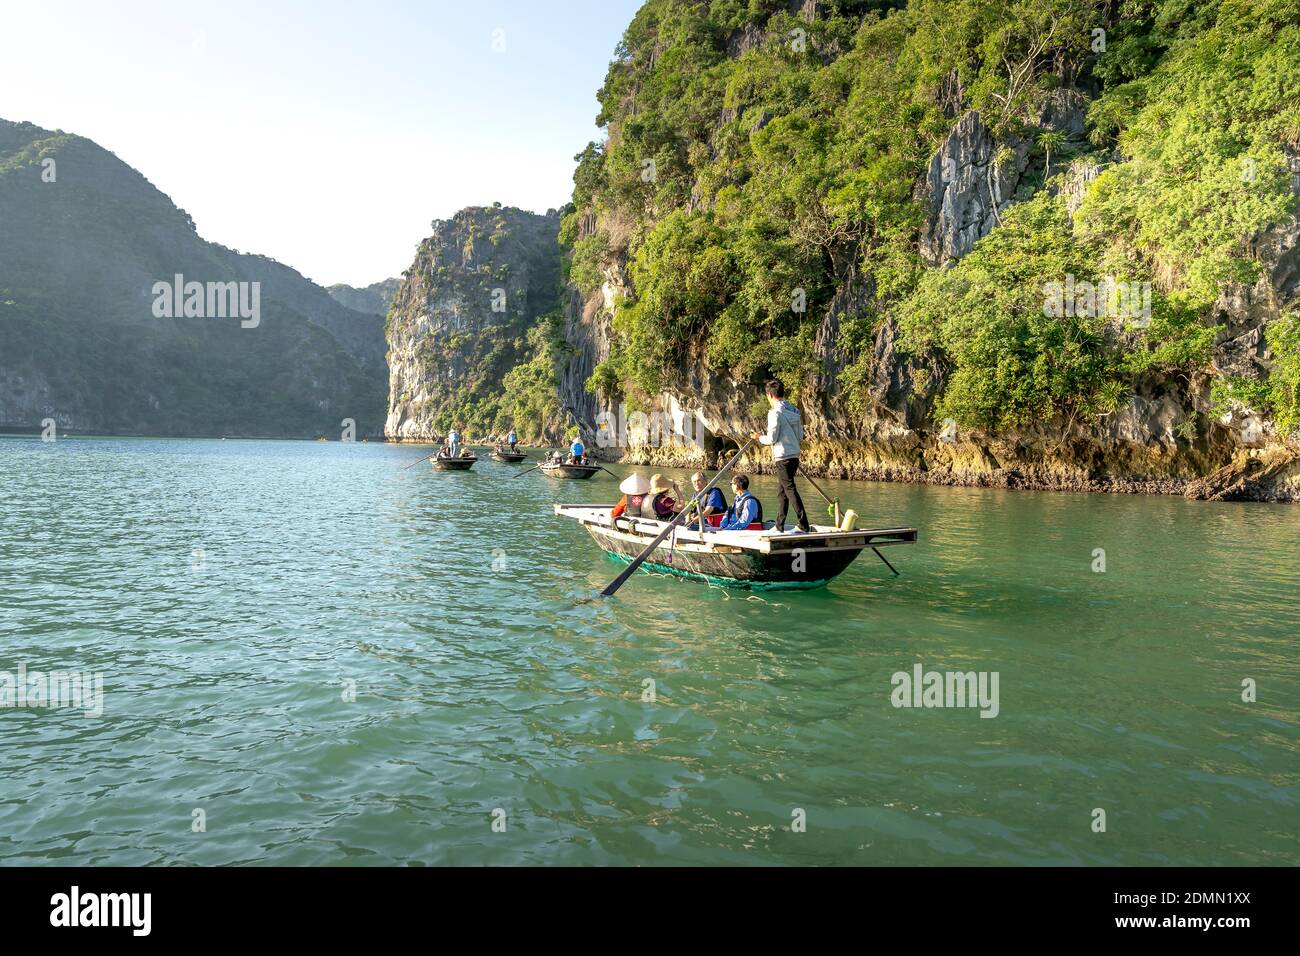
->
xmin=721 ymin=492 xmax=763 ymax=530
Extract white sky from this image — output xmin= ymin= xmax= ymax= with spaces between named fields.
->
xmin=0 ymin=0 xmax=641 ymax=286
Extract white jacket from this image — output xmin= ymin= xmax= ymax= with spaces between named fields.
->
xmin=760 ymin=401 xmax=802 ymax=461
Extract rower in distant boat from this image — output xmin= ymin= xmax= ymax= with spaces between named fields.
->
xmin=447 ymin=425 xmax=462 ymax=459
xmin=568 ymin=437 xmax=587 ymax=464
xmin=507 ymin=428 xmax=518 ymax=452
xmin=718 ymin=474 xmax=763 ymax=530
xmin=610 ymin=473 xmax=650 ymax=519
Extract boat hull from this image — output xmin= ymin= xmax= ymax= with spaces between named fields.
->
xmin=432 ymin=457 xmax=476 ymax=471
xmin=541 ymin=463 xmax=600 ymax=479
xmin=554 ymin=504 xmax=916 ymax=591
xmin=587 ymin=523 xmax=861 ymax=589
xmin=490 ymin=449 xmax=527 ymax=463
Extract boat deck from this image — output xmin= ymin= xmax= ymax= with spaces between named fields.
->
xmin=553 ymin=504 xmax=917 ymax=555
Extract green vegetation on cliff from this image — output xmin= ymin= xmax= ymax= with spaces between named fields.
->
xmin=500 ymin=312 xmax=572 ymax=438
xmin=563 ymin=0 xmax=1299 ymax=439
xmin=1213 ymin=311 xmax=1300 ymax=434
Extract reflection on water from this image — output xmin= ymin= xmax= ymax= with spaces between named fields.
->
xmin=0 ymin=436 xmax=1297 ymax=865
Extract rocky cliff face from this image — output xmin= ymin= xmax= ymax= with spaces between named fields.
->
xmin=918 ymin=91 xmax=1089 ymax=265
xmin=556 ymin=138 xmax=1300 ymax=500
xmin=551 ymin=4 xmax=1300 ymax=502
xmin=0 ymin=119 xmax=388 ymax=438
xmin=385 ymin=206 xmax=562 ymax=442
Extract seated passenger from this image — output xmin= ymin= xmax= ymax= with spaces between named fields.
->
xmin=648 ymin=474 xmax=684 ymax=520
xmin=611 ymin=473 xmax=650 ymax=519
xmin=718 ymin=474 xmax=763 ymax=530
xmin=685 ymin=471 xmax=727 ymax=529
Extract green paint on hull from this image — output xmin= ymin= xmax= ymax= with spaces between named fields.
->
xmin=606 ymin=551 xmax=831 ymax=591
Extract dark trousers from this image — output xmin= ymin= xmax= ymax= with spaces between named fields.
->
xmin=775 ymin=457 xmax=810 ymax=531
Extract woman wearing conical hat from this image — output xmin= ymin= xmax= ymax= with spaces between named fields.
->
xmin=610 ymin=473 xmax=651 ymax=519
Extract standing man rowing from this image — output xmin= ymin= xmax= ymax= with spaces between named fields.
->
xmin=750 ymin=379 xmax=810 ymax=534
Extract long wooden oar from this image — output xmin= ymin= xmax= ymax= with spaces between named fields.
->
xmin=801 ymin=470 xmax=896 ymax=575
xmin=601 ymin=439 xmax=754 ymax=598
xmin=512 ymin=463 xmax=544 ymax=478
xmin=402 ymin=450 xmax=441 ymax=471
xmin=800 ymin=471 xmax=841 ymax=526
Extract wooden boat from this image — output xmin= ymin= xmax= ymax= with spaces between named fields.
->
xmin=490 ymin=445 xmax=527 ymax=463
xmin=540 ymin=460 xmax=602 ymax=480
xmin=554 ymin=503 xmax=917 ymax=590
xmin=432 ymin=452 xmax=477 ymax=471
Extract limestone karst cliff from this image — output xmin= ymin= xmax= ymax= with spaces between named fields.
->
xmin=542 ymin=0 xmax=1300 ymax=501
xmin=384 ymin=206 xmax=563 ymax=442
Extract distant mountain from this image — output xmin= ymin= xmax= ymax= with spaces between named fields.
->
xmin=327 ymin=278 xmax=400 ymax=317
xmin=0 ymin=119 xmax=387 ymax=438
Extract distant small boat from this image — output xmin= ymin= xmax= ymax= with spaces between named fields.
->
xmin=554 ymin=504 xmax=917 ymax=590
xmin=540 ymin=460 xmax=601 ymax=479
xmin=490 ymin=445 xmax=527 ymax=463
xmin=432 ymin=452 xmax=476 ymax=471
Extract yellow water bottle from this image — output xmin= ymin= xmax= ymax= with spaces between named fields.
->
xmin=840 ymin=509 xmax=859 ymax=531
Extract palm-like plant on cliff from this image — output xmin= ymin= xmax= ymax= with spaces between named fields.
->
xmin=1037 ymin=130 xmax=1065 ymax=179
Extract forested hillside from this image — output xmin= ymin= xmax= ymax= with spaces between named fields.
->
xmin=541 ymin=0 xmax=1300 ymax=498
xmin=0 ymin=120 xmax=388 ymax=438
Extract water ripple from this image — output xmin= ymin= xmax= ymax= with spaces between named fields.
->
xmin=1 ymin=437 xmax=1297 ymax=865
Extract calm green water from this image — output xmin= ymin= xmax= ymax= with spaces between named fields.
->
xmin=1 ymin=436 xmax=1297 ymax=866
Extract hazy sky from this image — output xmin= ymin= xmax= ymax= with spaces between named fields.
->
xmin=0 ymin=0 xmax=642 ymax=286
